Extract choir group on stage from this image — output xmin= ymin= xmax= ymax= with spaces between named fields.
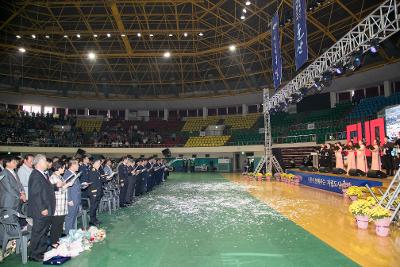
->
xmin=318 ymin=135 xmax=399 ymax=176
xmin=0 ymin=152 xmax=170 ymax=262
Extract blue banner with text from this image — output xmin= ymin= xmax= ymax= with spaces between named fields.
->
xmin=293 ymin=0 xmax=308 ymax=70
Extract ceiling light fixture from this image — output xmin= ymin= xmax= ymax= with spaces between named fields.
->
xmin=18 ymin=47 xmax=26 ymax=53
xmin=149 ymin=34 xmax=154 ymax=37
xmin=229 ymin=44 xmax=236 ymax=51
xmin=163 ymin=51 xmax=171 ymax=58
xmin=76 ymin=34 xmax=81 ymax=38
xmin=64 ymin=35 xmax=68 ymax=38
xmin=183 ymin=32 xmax=188 ymax=37
xmin=93 ymin=34 xmax=98 ymax=38
xmin=198 ymin=32 xmax=204 ymax=36
xmin=169 ymin=33 xmax=173 ymax=37
xmin=121 ymin=34 xmax=126 ymax=37
xmin=31 ymin=34 xmax=36 ymax=39
xmin=45 ymin=35 xmax=50 ymax=39
xmin=107 ymin=33 xmax=111 ymax=38
xmin=16 ymin=35 xmax=21 ymax=39
xmin=87 ymin=52 xmax=96 ymax=60
xmin=240 ymin=15 xmax=245 ymax=20
xmin=245 ymin=1 xmax=251 ymax=6
xmin=243 ymin=8 xmax=247 ymax=13
xmin=137 ymin=33 xmax=141 ymax=37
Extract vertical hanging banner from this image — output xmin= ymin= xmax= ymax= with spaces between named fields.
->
xmin=293 ymin=0 xmax=308 ymax=70
xmin=271 ymin=12 xmax=282 ymax=91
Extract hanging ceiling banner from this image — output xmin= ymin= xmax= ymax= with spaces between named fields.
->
xmin=271 ymin=12 xmax=282 ymax=91
xmin=293 ymin=0 xmax=309 ymax=70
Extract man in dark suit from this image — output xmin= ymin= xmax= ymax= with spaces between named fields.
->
xmin=382 ymin=136 xmax=394 ymax=176
xmin=28 ymin=154 xmax=60 ymax=261
xmin=117 ymin=156 xmax=129 ymax=207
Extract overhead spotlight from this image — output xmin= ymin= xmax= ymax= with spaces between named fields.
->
xmin=137 ymin=33 xmax=141 ymax=37
xmin=121 ymin=34 xmax=126 ymax=37
xmin=198 ymin=32 xmax=203 ymax=36
xmin=245 ymin=1 xmax=251 ymax=6
xmin=321 ymin=71 xmax=333 ymax=87
xmin=347 ymin=50 xmax=363 ymax=71
xmin=87 ymin=52 xmax=96 ymax=60
xmin=163 ymin=51 xmax=171 ymax=58
xmin=368 ymin=38 xmax=379 ymax=53
xmin=149 ymin=33 xmax=154 ymax=37
xmin=169 ymin=33 xmax=173 ymax=37
xmin=243 ymin=8 xmax=247 ymax=13
xmin=45 ymin=35 xmax=50 ymax=39
xmin=63 ymin=35 xmax=68 ymax=38
xmin=31 ymin=34 xmax=36 ymax=39
xmin=313 ymin=77 xmax=323 ymax=92
xmin=229 ymin=44 xmax=236 ymax=51
xmin=240 ymin=15 xmax=245 ymax=20
xmin=93 ymin=34 xmax=98 ymax=38
xmin=183 ymin=32 xmax=188 ymax=37
xmin=76 ymin=34 xmax=81 ymax=38
xmin=107 ymin=33 xmax=111 ymax=38
xmin=18 ymin=47 xmax=26 ymax=53
xmin=334 ymin=62 xmax=346 ymax=75
xmin=16 ymin=35 xmax=21 ymax=39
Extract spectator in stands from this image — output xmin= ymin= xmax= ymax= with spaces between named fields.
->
xmin=28 ymin=154 xmax=59 ymax=262
xmin=17 ymin=154 xmax=34 ymax=199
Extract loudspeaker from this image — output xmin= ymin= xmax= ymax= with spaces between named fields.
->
xmin=161 ymin=148 xmax=171 ymax=157
xmin=307 ymin=166 xmax=318 ymax=172
xmin=331 ymin=168 xmax=346 ymax=175
xmin=367 ymin=170 xmax=387 ymax=179
xmin=319 ymin=167 xmax=331 ymax=173
xmin=348 ymin=169 xmax=366 ymax=176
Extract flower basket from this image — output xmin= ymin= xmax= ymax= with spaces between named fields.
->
xmin=355 ymin=215 xmax=369 ymax=229
xmin=368 ymin=206 xmax=392 ymax=237
xmin=274 ymin=173 xmax=281 ymax=181
xmin=374 ymin=218 xmax=391 ymax=237
xmin=346 ymin=186 xmax=363 ymax=201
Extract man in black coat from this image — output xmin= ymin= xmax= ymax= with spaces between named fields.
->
xmin=28 ymin=154 xmax=60 ymax=261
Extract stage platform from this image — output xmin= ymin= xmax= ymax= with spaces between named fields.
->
xmin=287 ymin=169 xmax=388 ymax=194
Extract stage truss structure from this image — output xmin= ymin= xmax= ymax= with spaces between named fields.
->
xmin=269 ymin=0 xmax=400 ymax=109
xmin=263 ymin=88 xmax=283 ymax=174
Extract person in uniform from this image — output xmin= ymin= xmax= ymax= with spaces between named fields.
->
xmin=117 ymin=156 xmax=129 ymax=207
xmin=134 ymin=159 xmax=144 ymax=196
xmin=78 ymin=155 xmax=91 ymax=200
xmin=86 ymin=156 xmax=107 ymax=226
xmin=125 ymin=157 xmax=135 ymax=204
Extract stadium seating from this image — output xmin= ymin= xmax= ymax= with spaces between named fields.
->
xmin=184 ymin=135 xmax=230 ymax=147
xmin=346 ymin=93 xmax=400 ymax=120
xmin=223 ymin=114 xmax=260 ymax=129
xmin=76 ymin=118 xmax=103 ymax=132
xmin=182 ymin=116 xmax=220 ymax=132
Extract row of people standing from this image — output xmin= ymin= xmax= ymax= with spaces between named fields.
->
xmin=118 ymin=157 xmax=169 ymax=207
xmin=330 ymin=136 xmax=397 ymax=175
xmin=0 ymin=153 xmax=170 ymax=262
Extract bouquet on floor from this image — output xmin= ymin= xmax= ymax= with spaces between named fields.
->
xmin=348 ymin=199 xmax=374 ymax=216
xmin=345 ymin=186 xmax=364 ymax=198
xmin=43 ymin=227 xmax=106 ymax=262
xmin=367 ymin=206 xmax=391 ymax=220
xmin=0 ymin=240 xmax=16 ymax=262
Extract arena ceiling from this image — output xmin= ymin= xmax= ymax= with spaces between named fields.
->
xmin=0 ymin=0 xmax=394 ymax=99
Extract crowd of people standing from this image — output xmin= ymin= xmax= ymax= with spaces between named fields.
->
xmin=0 ymin=152 xmax=170 ymax=262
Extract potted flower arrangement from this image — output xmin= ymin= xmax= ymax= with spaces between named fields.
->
xmin=293 ymin=175 xmax=302 ymax=185
xmin=256 ymin=172 xmax=263 ymax=181
xmin=345 ymin=186 xmax=364 ymax=201
xmin=368 ymin=206 xmax=392 ymax=237
xmin=265 ymin=172 xmax=272 ymax=182
xmin=349 ymin=199 xmax=374 ymax=229
xmin=274 ymin=172 xmax=281 ymax=181
xmin=339 ymin=182 xmax=352 ymax=197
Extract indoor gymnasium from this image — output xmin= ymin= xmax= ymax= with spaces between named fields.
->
xmin=0 ymin=1 xmax=400 ymax=266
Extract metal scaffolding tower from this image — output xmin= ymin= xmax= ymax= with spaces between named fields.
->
xmin=263 ymin=88 xmax=283 ymax=173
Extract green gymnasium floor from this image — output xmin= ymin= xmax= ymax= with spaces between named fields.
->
xmin=7 ymin=173 xmax=356 ymax=267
